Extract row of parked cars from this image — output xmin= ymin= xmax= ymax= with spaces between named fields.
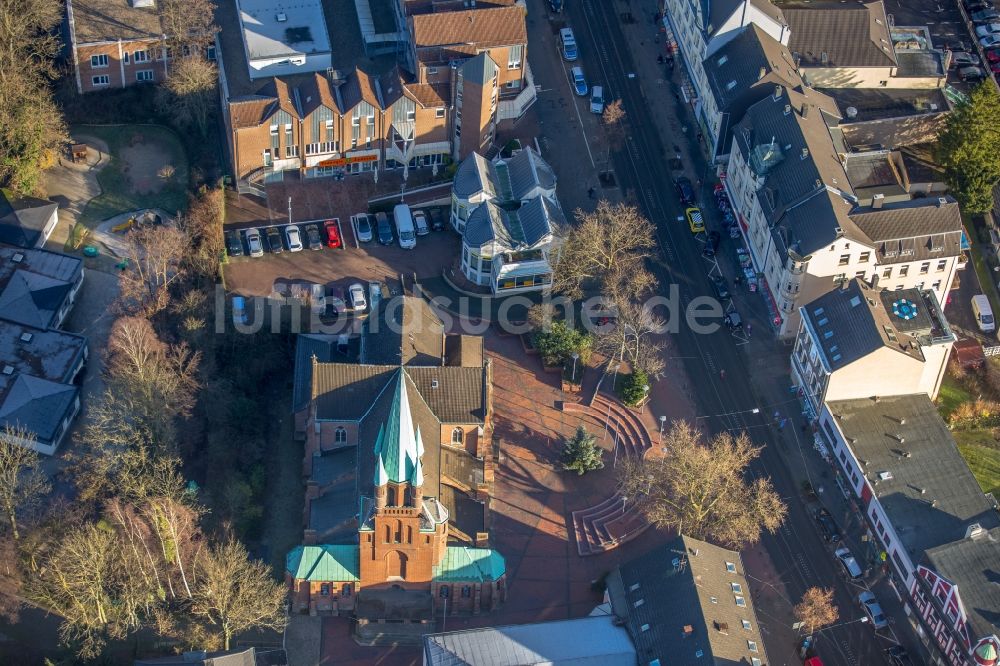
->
xmin=945 ymin=0 xmax=1000 ymax=80
xmin=353 ymin=205 xmax=446 ymax=249
xmin=560 ymin=27 xmax=606 ymax=114
xmin=225 ymin=221 xmax=342 ymax=258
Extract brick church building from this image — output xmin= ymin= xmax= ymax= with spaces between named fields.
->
xmin=286 ymin=296 xmax=506 ymax=629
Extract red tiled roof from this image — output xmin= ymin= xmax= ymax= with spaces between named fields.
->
xmin=410 ymin=5 xmax=526 ymax=49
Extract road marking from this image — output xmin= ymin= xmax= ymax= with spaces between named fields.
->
xmin=558 ymin=65 xmax=596 ymax=168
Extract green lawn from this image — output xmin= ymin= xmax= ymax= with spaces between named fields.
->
xmin=956 ymin=436 xmax=1000 ymax=498
xmin=75 ymin=124 xmax=189 ymax=227
xmin=938 ymin=373 xmax=973 ymax=419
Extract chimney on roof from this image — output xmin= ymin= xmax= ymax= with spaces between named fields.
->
xmin=966 ymin=523 xmax=984 ymax=539
xmin=801 ymin=104 xmax=811 ymax=118
xmin=937 ymin=197 xmax=947 ymax=207
xmin=784 ymin=104 xmax=791 ymax=115
xmin=773 ymin=85 xmax=782 ymax=101
xmin=683 ymin=625 xmax=695 ymax=637
xmin=801 ymin=147 xmax=809 ymax=160
xmin=870 ymin=273 xmax=880 ymax=290
xmin=758 ymin=66 xmax=767 ymax=80
xmin=872 ymin=193 xmax=884 ymax=209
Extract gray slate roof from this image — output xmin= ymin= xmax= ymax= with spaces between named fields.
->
xmin=923 ymin=527 xmax=1000 ymax=642
xmin=785 ymin=1 xmax=897 ymax=68
xmin=0 ymin=246 xmax=82 ymax=328
xmin=701 ymin=0 xmax=786 ymax=36
xmin=292 ymin=334 xmax=338 ymax=412
xmin=735 ymin=87 xmax=854 ymax=258
xmin=464 ymin=196 xmax=563 ymax=250
xmin=607 ymin=535 xmax=768 ymax=666
xmin=362 ymin=295 xmax=444 ymax=366
xmin=503 ymin=147 xmax=556 ymax=201
xmin=848 ymin=196 xmax=963 ymax=263
xmin=423 ymin=616 xmax=636 ymax=666
xmin=801 ymin=279 xmax=937 ymax=372
xmin=0 ymin=191 xmax=57 ymax=249
xmin=453 ymin=153 xmax=497 ymax=199
xmin=704 ymin=24 xmax=801 ymax=114
xmin=0 ymin=373 xmax=78 ymax=443
xmin=461 ymin=52 xmax=499 ymax=86
xmin=826 ymin=394 xmax=1000 ymax=561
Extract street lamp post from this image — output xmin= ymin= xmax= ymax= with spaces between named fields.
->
xmin=640 ymin=384 xmax=650 ymax=414
xmin=659 ymin=415 xmax=667 ymax=449
xmin=571 ymin=352 xmax=580 ymax=387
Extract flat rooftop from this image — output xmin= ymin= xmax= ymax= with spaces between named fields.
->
xmin=0 ymin=321 xmax=87 ymax=384
xmin=237 ymin=0 xmax=332 ymax=61
xmin=69 ymin=0 xmax=163 ymax=44
xmin=821 ymin=87 xmax=949 ymax=123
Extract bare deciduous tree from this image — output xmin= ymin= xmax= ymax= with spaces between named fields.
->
xmin=179 ymin=187 xmax=225 ymax=280
xmin=794 ymin=587 xmax=839 ymax=636
xmin=157 ymin=0 xmax=218 ymax=52
xmin=553 ymin=201 xmax=657 ymax=300
xmin=156 ymin=57 xmax=218 ymax=137
xmin=592 ymin=299 xmax=667 ymax=377
xmin=119 ymin=224 xmax=189 ymax=315
xmin=602 ymin=99 xmax=626 ymax=173
xmin=192 ymin=537 xmax=287 ymax=650
xmin=618 ymin=421 xmax=787 ymax=548
xmin=0 ymin=425 xmax=50 ymax=541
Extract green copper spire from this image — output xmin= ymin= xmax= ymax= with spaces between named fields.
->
xmin=373 ymin=370 xmax=420 ymax=484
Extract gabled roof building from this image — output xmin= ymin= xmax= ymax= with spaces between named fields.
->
xmin=818 ymin=395 xmax=1000 ymax=666
xmin=287 ymin=295 xmax=505 ymax=629
xmin=0 ymin=191 xmax=59 ymax=249
xmin=450 ymin=148 xmax=564 ymax=294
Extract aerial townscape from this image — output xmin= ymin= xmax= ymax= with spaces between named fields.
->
xmin=6 ymin=0 xmax=1000 ymax=664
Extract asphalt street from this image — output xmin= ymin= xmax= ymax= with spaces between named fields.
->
xmin=556 ymin=0 xmax=924 ymax=663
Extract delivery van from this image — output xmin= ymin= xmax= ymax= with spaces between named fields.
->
xmin=393 ymin=204 xmax=416 ymax=249
xmin=973 ymin=294 xmax=995 ymax=332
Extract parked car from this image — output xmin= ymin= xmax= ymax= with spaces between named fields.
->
xmin=685 ymin=206 xmax=705 ymax=233
xmin=960 ymin=65 xmax=987 ymax=80
xmin=305 ymin=224 xmax=323 ymax=250
xmin=429 ymin=208 xmax=445 ymax=231
xmin=950 ymin=51 xmax=980 ymax=67
xmin=944 ymin=38 xmax=970 ymax=52
xmin=571 ymin=66 xmax=588 ymax=96
xmin=710 ymin=274 xmax=730 ymax=300
xmin=224 ymin=230 xmax=243 ymax=257
xmin=266 ymin=227 xmax=283 ymax=254
xmin=324 ymin=220 xmax=342 ymax=248
xmin=814 ymin=508 xmax=842 ymax=543
xmin=976 ymin=23 xmax=1000 ymax=37
xmin=549 ymin=0 xmax=562 ymax=12
xmin=834 ymin=547 xmax=863 ymax=580
xmin=232 ymin=296 xmax=248 ymax=326
xmin=966 ymin=0 xmax=991 ymax=11
xmin=347 ymin=282 xmax=368 ymax=312
xmin=355 ymin=214 xmax=373 ymax=242
xmin=986 ymin=49 xmax=1000 ymax=63
xmin=246 ymin=228 xmax=264 ymax=257
xmin=859 ymin=591 xmax=888 ymax=630
xmin=590 ymin=85 xmax=605 ymax=114
xmin=980 ymin=34 xmax=1000 ymax=48
xmin=286 ymin=225 xmax=303 ymax=252
xmin=702 ymin=230 xmax=720 ymax=257
xmin=724 ymin=311 xmax=743 ymax=331
xmin=413 ymin=210 xmax=430 ymax=236
xmin=376 ymin=212 xmax=393 ymax=245
xmin=972 ymin=9 xmax=1000 ymax=22
xmin=676 ymin=176 xmax=695 ymax=205
xmin=560 ymin=27 xmax=578 ymax=61
xmin=394 ymin=203 xmax=417 ymax=249
xmin=886 ymin=645 xmax=916 ymax=665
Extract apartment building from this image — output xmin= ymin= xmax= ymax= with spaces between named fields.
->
xmin=791 ymin=278 xmax=954 ymax=418
xmin=218 ymin=0 xmax=533 ymax=191
xmin=725 ymin=86 xmax=963 ymax=336
xmin=662 ymin=0 xmax=789 ymax=141
xmin=818 ymin=395 xmax=1000 ymax=666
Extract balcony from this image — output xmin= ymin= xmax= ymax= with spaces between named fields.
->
xmin=498 ymin=64 xmax=538 ymax=122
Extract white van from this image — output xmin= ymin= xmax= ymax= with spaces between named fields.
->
xmin=393 ymin=204 xmax=417 ymax=249
xmin=973 ymin=294 xmax=995 ymax=332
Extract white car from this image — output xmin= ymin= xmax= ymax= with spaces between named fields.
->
xmin=348 ymin=282 xmax=367 ymax=312
xmin=590 ymin=85 xmax=605 ymax=114
xmin=834 ymin=547 xmax=863 ymax=580
xmin=354 ymin=214 xmax=374 ymax=243
xmin=560 ymin=27 xmax=578 ymax=61
xmin=286 ymin=225 xmax=303 ymax=252
xmin=413 ymin=210 xmax=430 ymax=236
xmin=859 ymin=591 xmax=888 ymax=630
xmin=246 ymin=228 xmax=264 ymax=257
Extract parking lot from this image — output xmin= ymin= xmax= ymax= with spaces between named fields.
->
xmin=223 ymin=206 xmax=460 ymax=297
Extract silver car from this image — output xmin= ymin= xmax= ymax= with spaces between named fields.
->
xmin=348 ymin=282 xmax=367 ymax=312
xmin=834 ymin=547 xmax=863 ymax=580
xmin=859 ymin=591 xmax=888 ymax=629
xmin=246 ymin=227 xmax=264 ymax=257
xmin=355 ymin=214 xmax=374 ymax=243
xmin=286 ymin=225 xmax=303 ymax=252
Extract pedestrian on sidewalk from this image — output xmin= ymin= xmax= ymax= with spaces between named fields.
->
xmin=746 ymin=322 xmax=752 ymax=337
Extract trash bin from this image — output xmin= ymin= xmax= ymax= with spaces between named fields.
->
xmin=82 ymin=245 xmax=99 ymax=257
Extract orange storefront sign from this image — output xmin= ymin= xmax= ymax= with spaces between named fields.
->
xmin=316 ymin=154 xmax=379 ymax=168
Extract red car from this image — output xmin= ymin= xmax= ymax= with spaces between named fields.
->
xmin=987 ymin=49 xmax=1000 ymax=63
xmin=324 ymin=219 xmax=341 ymax=248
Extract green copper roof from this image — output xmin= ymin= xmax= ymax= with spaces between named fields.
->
xmin=411 ymin=455 xmax=424 ymax=487
xmin=373 ymin=371 xmax=422 ymax=486
xmin=286 ymin=545 xmax=360 ymax=582
xmin=434 ymin=546 xmax=507 ymax=582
